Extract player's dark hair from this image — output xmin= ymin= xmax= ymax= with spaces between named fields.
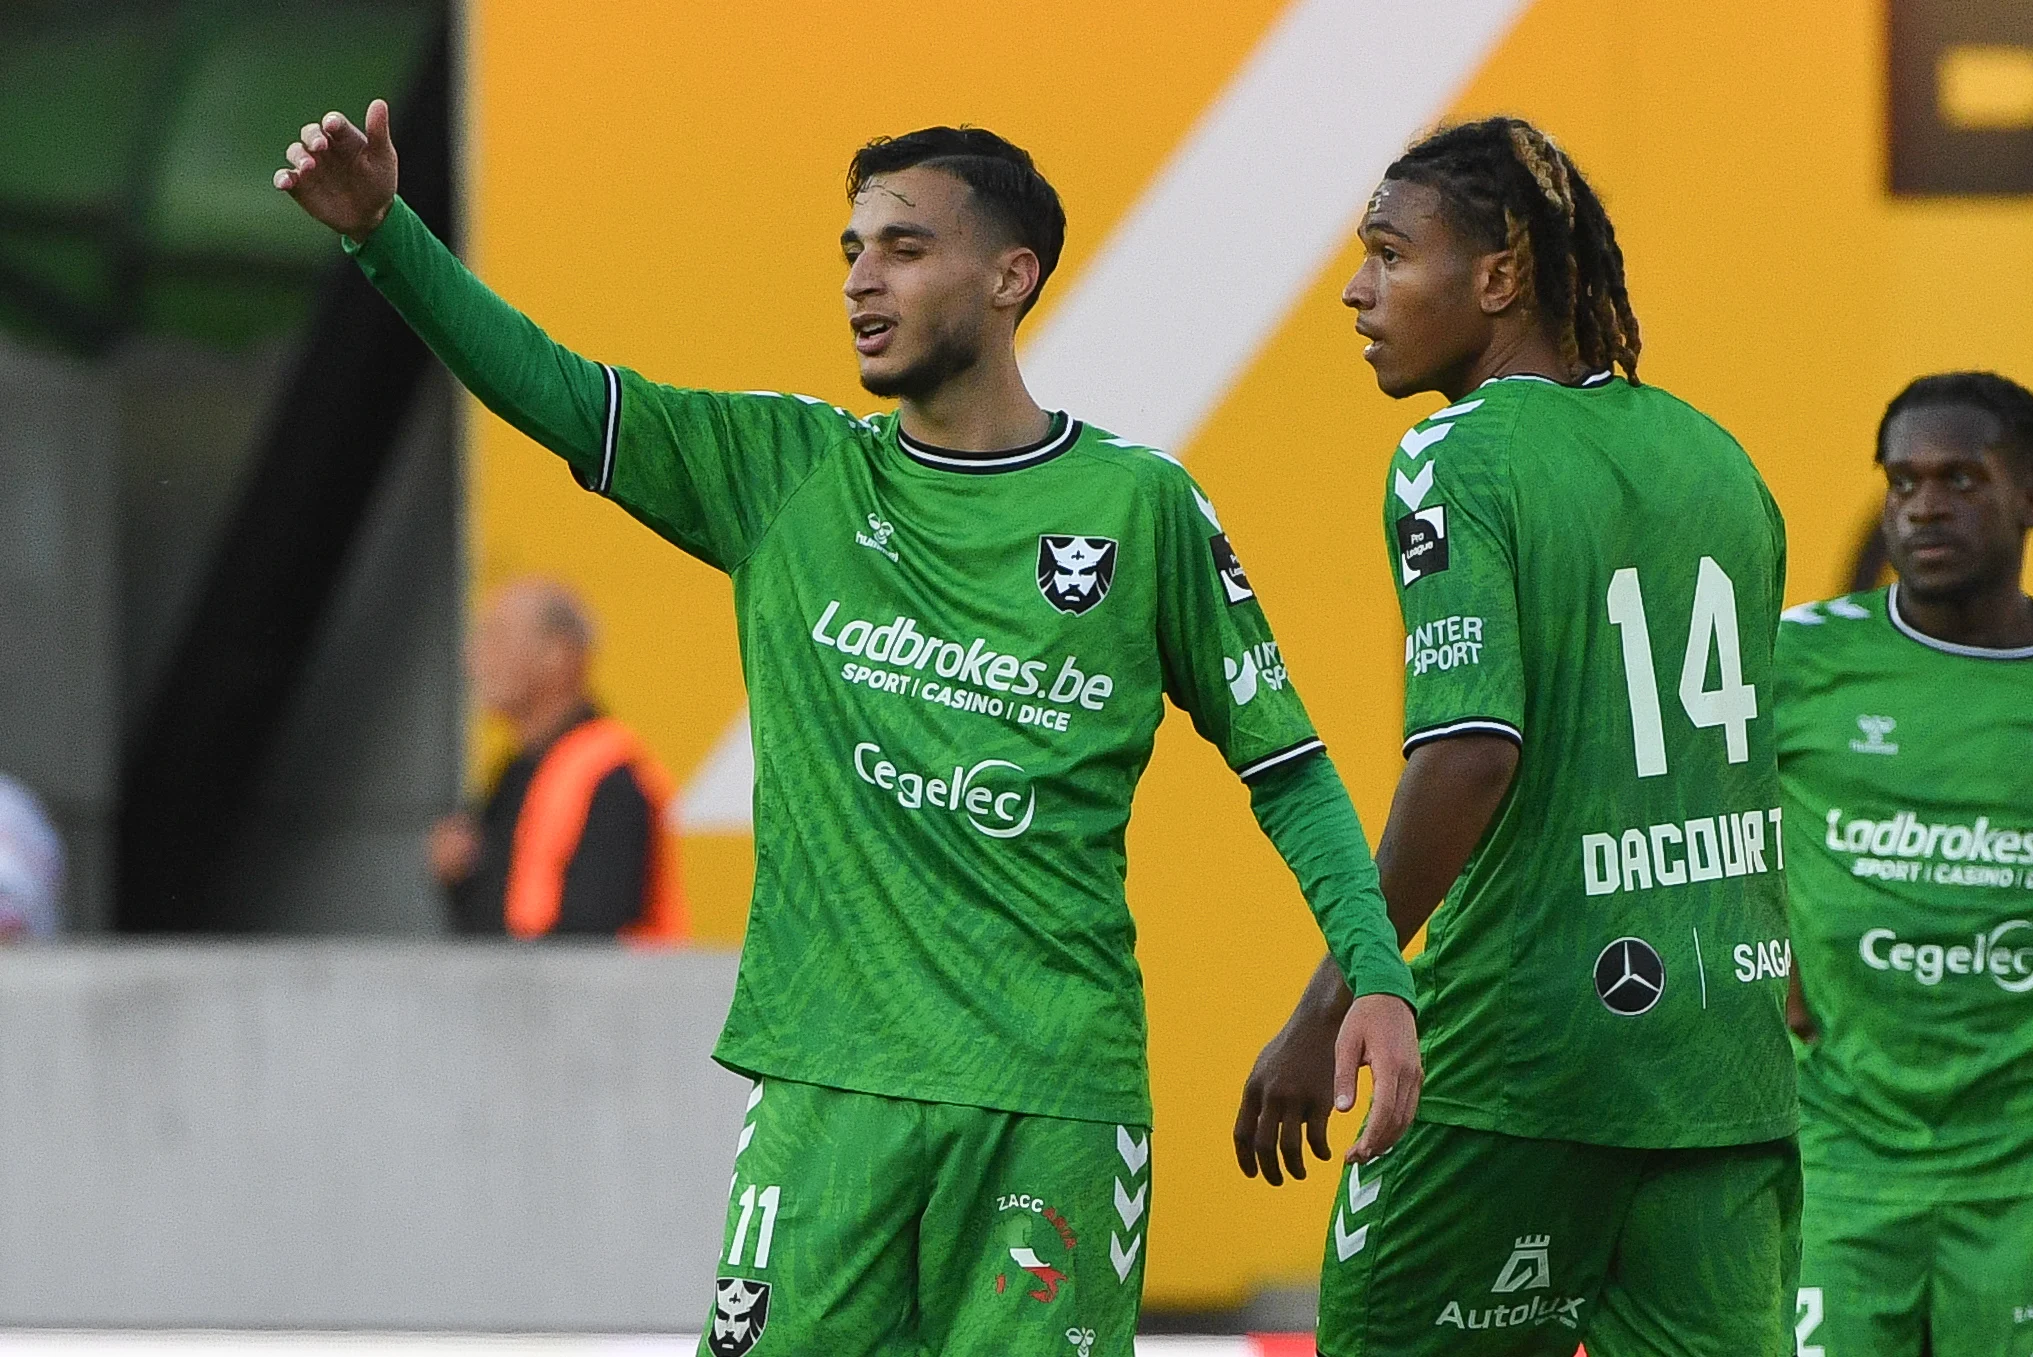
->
xmin=1385 ymin=116 xmax=1641 ymax=384
xmin=847 ymin=126 xmax=1066 ymax=320
xmin=1876 ymin=371 xmax=2033 ymax=477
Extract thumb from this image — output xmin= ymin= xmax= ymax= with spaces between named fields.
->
xmin=365 ymin=98 xmax=392 ymax=151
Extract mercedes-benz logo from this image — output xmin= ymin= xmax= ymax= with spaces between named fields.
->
xmin=1594 ymin=937 xmax=1665 ymax=1016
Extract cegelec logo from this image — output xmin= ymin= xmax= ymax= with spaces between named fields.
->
xmin=1859 ymin=919 xmax=2033 ymax=992
xmin=853 ymin=743 xmax=1036 ymax=839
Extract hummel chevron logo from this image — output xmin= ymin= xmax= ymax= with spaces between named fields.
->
xmin=1334 ymin=1214 xmax=1369 ymax=1262
xmin=1398 ymin=422 xmax=1454 ymax=460
xmin=1110 ymin=1231 xmax=1143 ymax=1281
xmin=1394 ymin=462 xmax=1434 ymax=512
xmin=1333 ymin=1161 xmax=1382 ymax=1262
xmin=1429 ymin=398 xmax=1484 ymax=421
xmin=1117 ymin=1127 xmax=1150 ymax=1175
xmin=1114 ymin=1178 xmax=1147 ymax=1230
xmin=1192 ymin=486 xmax=1222 ymax=530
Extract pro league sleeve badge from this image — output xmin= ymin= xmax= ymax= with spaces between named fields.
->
xmin=1396 ymin=505 xmax=1449 ymax=585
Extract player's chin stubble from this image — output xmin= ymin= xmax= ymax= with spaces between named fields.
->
xmin=861 ymin=334 xmax=981 ymax=402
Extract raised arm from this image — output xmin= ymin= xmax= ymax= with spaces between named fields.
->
xmin=274 ymin=102 xmax=847 ymax=573
xmin=275 ymin=101 xmax=610 ymax=477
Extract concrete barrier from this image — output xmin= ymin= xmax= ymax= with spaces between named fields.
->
xmin=0 ymin=945 xmax=747 ymax=1329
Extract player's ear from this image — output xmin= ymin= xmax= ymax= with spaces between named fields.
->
xmin=1477 ymin=247 xmax=1528 ymax=317
xmin=993 ymin=246 xmax=1041 ymax=316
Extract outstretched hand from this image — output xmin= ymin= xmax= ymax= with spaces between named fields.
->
xmin=1338 ymin=993 xmax=1421 ymax=1163
xmin=274 ymin=99 xmax=398 ymax=243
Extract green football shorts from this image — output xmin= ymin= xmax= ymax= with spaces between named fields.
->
xmin=1315 ymin=1118 xmax=1800 ymax=1356
xmin=697 ymin=1077 xmax=1150 ymax=1357
xmin=1797 ymin=1183 xmax=2033 ymax=1357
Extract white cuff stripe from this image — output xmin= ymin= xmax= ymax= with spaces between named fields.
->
xmin=1236 ymin=738 xmax=1326 ymax=781
xmin=1402 ymin=718 xmax=1522 ymax=755
xmin=597 ymin=363 xmax=621 ymax=494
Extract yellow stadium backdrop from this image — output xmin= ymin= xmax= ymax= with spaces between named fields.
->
xmin=462 ymin=0 xmax=2033 ymax=1309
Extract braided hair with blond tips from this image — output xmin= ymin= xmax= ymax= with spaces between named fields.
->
xmin=1385 ymin=116 xmax=1641 ymax=384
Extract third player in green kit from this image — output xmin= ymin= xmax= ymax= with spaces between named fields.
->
xmin=1781 ymin=373 xmax=2033 ymax=1357
xmin=1235 ymin=118 xmax=1799 ymax=1355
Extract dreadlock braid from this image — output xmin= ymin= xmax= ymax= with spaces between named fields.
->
xmin=1385 ymin=116 xmax=1641 ymax=384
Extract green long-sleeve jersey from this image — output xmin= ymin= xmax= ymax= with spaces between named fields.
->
xmin=348 ymin=197 xmax=1413 ymax=1125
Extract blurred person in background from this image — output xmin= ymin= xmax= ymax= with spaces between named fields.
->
xmin=0 ymin=773 xmax=63 ymax=941
xmin=429 ymin=578 xmax=687 ymax=942
xmin=1779 ymin=372 xmax=2033 ymax=1357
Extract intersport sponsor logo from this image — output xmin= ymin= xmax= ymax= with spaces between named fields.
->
xmin=852 ymin=742 xmax=1036 ymax=840
xmin=1859 ymin=920 xmax=2033 ymax=992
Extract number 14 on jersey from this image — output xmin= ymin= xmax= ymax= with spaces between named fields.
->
xmin=1606 ymin=557 xmax=1758 ymax=778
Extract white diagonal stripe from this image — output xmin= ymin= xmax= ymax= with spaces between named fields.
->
xmin=679 ymin=707 xmax=754 ymax=831
xmin=1116 ymin=1125 xmax=1150 ymax=1175
xmin=1349 ymin=1164 xmax=1380 ymax=1213
xmin=677 ymin=0 xmax=1530 ymax=830
xmin=745 ymin=1082 xmax=765 ymax=1111
xmin=736 ymin=1122 xmax=757 ymax=1155
xmin=1114 ymin=1178 xmax=1148 ymax=1229
xmin=1429 ymin=398 xmax=1485 ymax=421
xmin=1021 ymin=0 xmax=1530 ymax=450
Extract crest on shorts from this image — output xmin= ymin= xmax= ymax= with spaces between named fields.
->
xmin=1038 ymin=536 xmax=1117 ymax=615
xmin=708 ymin=1277 xmax=771 ymax=1356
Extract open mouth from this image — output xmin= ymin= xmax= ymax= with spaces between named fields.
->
xmin=852 ymin=315 xmax=896 ymax=356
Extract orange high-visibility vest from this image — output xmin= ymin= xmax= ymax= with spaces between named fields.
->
xmin=503 ymin=717 xmax=688 ymax=944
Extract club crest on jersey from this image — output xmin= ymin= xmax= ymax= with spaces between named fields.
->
xmin=708 ymin=1277 xmax=771 ymax=1356
xmin=1038 ymin=536 xmax=1118 ymax=615
xmin=1397 ymin=506 xmax=1449 ymax=585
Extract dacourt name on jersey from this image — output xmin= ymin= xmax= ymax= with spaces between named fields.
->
xmin=1582 ymin=807 xmax=1783 ymax=898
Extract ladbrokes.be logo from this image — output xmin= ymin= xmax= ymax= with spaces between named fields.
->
xmin=853 ymin=742 xmax=1036 ymax=839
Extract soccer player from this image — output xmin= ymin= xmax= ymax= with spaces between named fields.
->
xmin=1780 ymin=372 xmax=2033 ymax=1357
xmin=273 ymin=102 xmax=1421 ymax=1355
xmin=1231 ymin=117 xmax=1799 ymax=1354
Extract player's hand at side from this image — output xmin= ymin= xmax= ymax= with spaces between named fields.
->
xmin=1234 ymin=1001 xmax=1340 ymax=1185
xmin=1338 ymin=993 xmax=1422 ymax=1164
xmin=273 ymin=99 xmax=398 ymax=243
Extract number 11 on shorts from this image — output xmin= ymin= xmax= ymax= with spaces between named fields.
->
xmin=728 ymin=1183 xmax=782 ymax=1269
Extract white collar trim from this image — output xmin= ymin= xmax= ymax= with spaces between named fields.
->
xmin=1887 ymin=584 xmax=2033 ymax=659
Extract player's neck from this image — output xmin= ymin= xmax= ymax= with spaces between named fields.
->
xmin=897 ymin=353 xmax=1051 ymax=452
xmin=1452 ymin=324 xmax=1574 ymax=400
xmin=1895 ymin=575 xmax=2033 ymax=650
